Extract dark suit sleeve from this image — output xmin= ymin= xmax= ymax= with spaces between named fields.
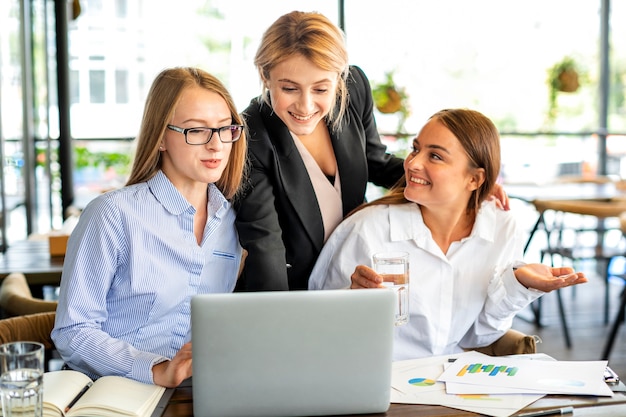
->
xmin=234 ymin=102 xmax=290 ymax=291
xmin=348 ymin=66 xmax=405 ymax=189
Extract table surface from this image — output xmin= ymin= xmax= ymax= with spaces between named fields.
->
xmin=0 ymin=239 xmax=63 ymax=286
xmin=162 ymin=385 xmax=626 ymax=416
xmin=504 ymin=181 xmax=622 ymax=203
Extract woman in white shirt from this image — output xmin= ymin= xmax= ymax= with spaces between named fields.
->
xmin=308 ymin=108 xmax=587 ymax=360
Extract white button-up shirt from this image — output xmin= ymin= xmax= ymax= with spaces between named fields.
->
xmin=309 ymin=201 xmax=542 ymax=360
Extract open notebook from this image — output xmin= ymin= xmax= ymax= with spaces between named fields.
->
xmin=191 ymin=289 xmax=395 ymax=417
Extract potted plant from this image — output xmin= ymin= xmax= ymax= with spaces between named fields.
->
xmin=372 ymin=71 xmax=410 ymax=133
xmin=547 ymin=56 xmax=581 ymax=121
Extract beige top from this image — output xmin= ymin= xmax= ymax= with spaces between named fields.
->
xmin=291 ymin=133 xmax=343 ymax=242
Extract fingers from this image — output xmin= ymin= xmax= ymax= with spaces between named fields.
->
xmin=550 ymin=266 xmax=576 ymax=277
xmin=540 ymin=272 xmax=588 ymax=292
xmin=350 ymin=265 xmax=383 ymax=289
xmin=491 ymin=184 xmax=510 ymax=211
xmin=490 ymin=196 xmax=504 ymax=210
xmin=502 ymin=194 xmax=510 ymax=211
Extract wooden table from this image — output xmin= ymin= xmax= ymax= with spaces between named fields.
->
xmin=0 ymin=239 xmax=64 ymax=286
xmin=504 ymin=181 xmax=621 ymax=204
xmin=161 ymin=385 xmax=626 ymax=416
xmin=504 ymin=181 xmax=624 ymax=254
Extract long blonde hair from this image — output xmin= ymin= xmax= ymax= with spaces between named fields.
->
xmin=254 ymin=11 xmax=349 ymax=132
xmin=125 ymin=67 xmax=247 ymax=200
xmin=351 ymin=108 xmax=500 ymax=216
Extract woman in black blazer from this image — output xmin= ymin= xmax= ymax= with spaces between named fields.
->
xmin=234 ymin=11 xmax=404 ymax=291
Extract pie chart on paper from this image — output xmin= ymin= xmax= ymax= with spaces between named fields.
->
xmin=408 ymin=377 xmax=436 ymax=386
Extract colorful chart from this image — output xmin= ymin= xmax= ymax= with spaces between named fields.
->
xmin=456 ymin=363 xmax=518 ymax=377
xmin=408 ymin=378 xmax=436 ymax=386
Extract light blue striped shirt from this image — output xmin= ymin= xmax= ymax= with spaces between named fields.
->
xmin=51 ymin=170 xmax=242 ymax=384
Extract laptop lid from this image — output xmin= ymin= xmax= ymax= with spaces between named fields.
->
xmin=191 ymin=289 xmax=395 ymax=417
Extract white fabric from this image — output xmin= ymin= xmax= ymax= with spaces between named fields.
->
xmin=308 ymin=200 xmax=543 ymax=360
xmin=291 ymin=132 xmax=343 ymax=242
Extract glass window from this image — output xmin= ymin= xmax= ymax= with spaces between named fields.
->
xmin=344 ymin=0 xmax=602 ymax=134
xmin=89 ymin=69 xmax=105 ymax=103
xmin=115 ymin=69 xmax=128 ymax=104
xmin=70 ymin=69 xmax=79 ymax=105
xmin=54 ymin=1 xmax=626 ymax=203
xmin=115 ymin=0 xmax=127 ymax=18
xmin=66 ymin=0 xmax=338 ymax=139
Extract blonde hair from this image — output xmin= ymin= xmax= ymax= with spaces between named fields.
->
xmin=254 ymin=11 xmax=349 ymax=131
xmin=125 ymin=67 xmax=247 ymax=200
xmin=352 ymin=108 xmax=500 ymax=216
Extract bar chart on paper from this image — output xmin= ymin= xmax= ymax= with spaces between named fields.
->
xmin=457 ymin=363 xmax=519 ymax=377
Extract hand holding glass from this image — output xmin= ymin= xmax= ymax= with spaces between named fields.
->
xmin=372 ymin=252 xmax=409 ymax=326
xmin=0 ymin=341 xmax=44 ymax=417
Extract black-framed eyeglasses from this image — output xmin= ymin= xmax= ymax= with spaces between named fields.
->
xmin=166 ymin=124 xmax=243 ymax=145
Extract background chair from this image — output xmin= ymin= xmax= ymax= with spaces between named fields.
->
xmin=0 ymin=272 xmax=58 ymax=317
xmin=468 ymin=329 xmax=539 ymax=356
xmin=533 ymin=199 xmax=626 ymax=349
xmin=601 ymin=211 xmax=626 ymax=360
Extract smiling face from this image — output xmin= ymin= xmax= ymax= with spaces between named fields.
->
xmin=403 ymin=118 xmax=484 ymax=211
xmin=160 ymin=85 xmax=233 ymax=190
xmin=264 ymin=54 xmax=339 ymax=137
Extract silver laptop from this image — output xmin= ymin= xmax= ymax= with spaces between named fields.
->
xmin=191 ymin=289 xmax=395 ymax=417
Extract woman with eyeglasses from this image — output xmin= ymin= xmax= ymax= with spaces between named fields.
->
xmin=52 ymin=67 xmax=247 ymax=388
xmin=234 ymin=11 xmax=509 ymax=291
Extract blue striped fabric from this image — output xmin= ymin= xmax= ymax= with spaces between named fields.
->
xmin=51 ymin=170 xmax=242 ymax=384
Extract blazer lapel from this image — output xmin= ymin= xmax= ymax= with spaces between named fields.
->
xmin=332 ymin=128 xmax=369 ymax=216
xmin=262 ymin=107 xmax=326 ymax=251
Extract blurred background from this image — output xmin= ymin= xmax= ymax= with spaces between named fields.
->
xmin=1 ymin=0 xmax=625 ymax=245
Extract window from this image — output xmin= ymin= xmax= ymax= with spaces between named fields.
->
xmin=89 ymin=70 xmax=105 ymax=103
xmin=115 ymin=69 xmax=128 ymax=104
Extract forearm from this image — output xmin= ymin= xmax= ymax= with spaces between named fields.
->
xmin=54 ymin=322 xmax=166 ymax=384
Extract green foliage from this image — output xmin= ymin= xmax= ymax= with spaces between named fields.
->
xmin=371 ymin=71 xmax=410 ymax=133
xmin=74 ymin=146 xmax=131 ymax=174
xmin=547 ymin=56 xmax=581 ymax=123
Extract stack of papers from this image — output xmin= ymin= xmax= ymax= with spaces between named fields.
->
xmin=391 ymin=351 xmax=613 ymax=417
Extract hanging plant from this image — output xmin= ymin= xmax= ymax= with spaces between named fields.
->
xmin=547 ymin=56 xmax=581 ymax=121
xmin=371 ymin=71 xmax=410 ymax=132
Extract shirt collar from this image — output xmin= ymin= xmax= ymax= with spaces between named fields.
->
xmin=389 ymin=200 xmax=497 ymax=245
xmin=147 ymin=170 xmax=230 ymax=216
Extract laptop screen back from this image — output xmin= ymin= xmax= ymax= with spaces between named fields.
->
xmin=191 ymin=289 xmax=395 ymax=417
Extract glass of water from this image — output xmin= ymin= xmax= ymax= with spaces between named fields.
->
xmin=372 ymin=251 xmax=410 ymax=326
xmin=0 ymin=342 xmax=44 ymax=417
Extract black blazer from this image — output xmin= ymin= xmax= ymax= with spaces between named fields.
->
xmin=234 ymin=65 xmax=404 ymax=291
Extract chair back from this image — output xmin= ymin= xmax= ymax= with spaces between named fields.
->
xmin=468 ymin=329 xmax=538 ymax=356
xmin=0 ymin=273 xmax=57 ymax=317
xmin=0 ymin=311 xmax=56 ymax=351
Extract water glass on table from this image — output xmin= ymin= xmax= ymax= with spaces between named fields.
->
xmin=372 ymin=251 xmax=410 ymax=326
xmin=0 ymin=342 xmax=44 ymax=417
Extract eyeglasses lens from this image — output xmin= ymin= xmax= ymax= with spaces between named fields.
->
xmin=185 ymin=126 xmax=242 ymax=144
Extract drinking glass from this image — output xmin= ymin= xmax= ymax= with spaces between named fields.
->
xmin=0 ymin=342 xmax=44 ymax=417
xmin=372 ymin=251 xmax=409 ymax=326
